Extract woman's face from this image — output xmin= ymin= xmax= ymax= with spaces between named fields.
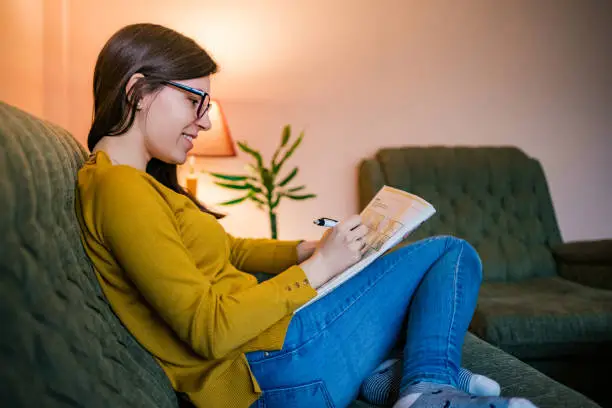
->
xmin=138 ymin=76 xmax=211 ymax=165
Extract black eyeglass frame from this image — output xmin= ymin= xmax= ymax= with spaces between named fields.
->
xmin=161 ymin=80 xmax=211 ymax=119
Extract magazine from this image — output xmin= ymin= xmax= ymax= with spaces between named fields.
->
xmin=294 ymin=185 xmax=436 ymax=313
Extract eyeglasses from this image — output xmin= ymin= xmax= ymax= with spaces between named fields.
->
xmin=161 ymin=80 xmax=211 ymax=120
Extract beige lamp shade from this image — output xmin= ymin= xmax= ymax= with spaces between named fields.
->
xmin=190 ymin=100 xmax=236 ymax=157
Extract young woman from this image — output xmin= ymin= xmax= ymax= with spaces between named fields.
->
xmin=76 ymin=23 xmax=537 ymax=408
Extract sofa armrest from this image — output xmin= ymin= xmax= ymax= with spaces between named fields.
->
xmin=552 ymin=239 xmax=612 ymax=263
xmin=358 ymin=159 xmax=385 ymax=211
xmin=552 ymin=239 xmax=612 ymax=290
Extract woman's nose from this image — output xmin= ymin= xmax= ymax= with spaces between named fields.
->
xmin=196 ymin=114 xmax=211 ymax=131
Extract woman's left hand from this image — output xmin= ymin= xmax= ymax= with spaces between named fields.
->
xmin=296 ymin=240 xmax=319 ymax=263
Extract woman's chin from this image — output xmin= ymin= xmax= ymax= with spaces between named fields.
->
xmin=152 ymin=152 xmax=187 ymax=165
xmin=170 ymin=148 xmax=189 ymax=164
xmin=176 ymin=153 xmax=188 ymax=165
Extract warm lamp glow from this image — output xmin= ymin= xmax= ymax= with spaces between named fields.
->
xmin=185 ymin=156 xmax=198 ymax=196
xmin=190 ymin=100 xmax=236 ymax=157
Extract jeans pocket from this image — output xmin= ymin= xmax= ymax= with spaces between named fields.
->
xmin=246 ymin=349 xmax=290 ymax=365
xmin=261 ymin=380 xmax=335 ymax=408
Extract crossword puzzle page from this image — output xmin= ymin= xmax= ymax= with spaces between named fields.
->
xmin=295 ymin=186 xmax=436 ymax=312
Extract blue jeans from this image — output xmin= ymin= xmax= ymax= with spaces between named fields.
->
xmin=246 ymin=236 xmax=483 ymax=408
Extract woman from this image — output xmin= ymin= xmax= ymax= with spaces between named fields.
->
xmin=76 ymin=23 xmax=537 ymax=408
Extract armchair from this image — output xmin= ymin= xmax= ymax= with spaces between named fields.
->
xmin=358 ymin=146 xmax=612 ymax=406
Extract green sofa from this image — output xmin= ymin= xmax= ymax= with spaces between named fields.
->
xmin=0 ymin=101 xmax=601 ymax=408
xmin=359 ymin=146 xmax=612 ymax=407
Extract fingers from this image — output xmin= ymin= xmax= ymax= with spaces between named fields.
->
xmin=339 ymin=216 xmax=369 ymax=258
xmin=359 ymin=238 xmax=370 ymax=254
xmin=337 ymin=214 xmax=362 ymax=233
xmin=345 ymin=224 xmax=368 ymax=243
xmin=331 ymin=214 xmax=371 ymax=262
xmin=319 ymin=228 xmax=332 ymax=241
xmin=347 ymin=240 xmax=366 ymax=262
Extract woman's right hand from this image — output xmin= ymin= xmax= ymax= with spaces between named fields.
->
xmin=300 ymin=215 xmax=369 ymax=289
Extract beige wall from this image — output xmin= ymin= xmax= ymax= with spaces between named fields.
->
xmin=2 ymin=0 xmax=611 ymax=242
xmin=0 ymin=0 xmax=70 ymax=123
xmin=0 ymin=0 xmax=44 ymax=117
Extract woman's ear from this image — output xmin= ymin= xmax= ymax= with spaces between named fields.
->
xmin=125 ymin=73 xmax=145 ymax=109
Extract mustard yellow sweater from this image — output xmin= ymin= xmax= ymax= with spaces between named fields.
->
xmin=75 ymin=151 xmax=317 ymax=408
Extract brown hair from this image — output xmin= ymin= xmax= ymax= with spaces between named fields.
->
xmin=88 ymin=23 xmax=222 ymax=217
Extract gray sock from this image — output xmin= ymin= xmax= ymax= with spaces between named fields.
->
xmin=359 ymin=358 xmax=500 ymax=406
xmin=392 ymin=383 xmax=537 ymax=408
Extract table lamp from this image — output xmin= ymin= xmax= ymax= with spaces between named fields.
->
xmin=185 ymin=100 xmax=236 ymax=197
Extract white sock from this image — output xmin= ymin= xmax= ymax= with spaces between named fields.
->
xmin=469 ymin=373 xmax=501 ymax=396
xmin=393 ymin=392 xmax=421 ymax=408
xmin=360 ymin=359 xmax=501 ymax=406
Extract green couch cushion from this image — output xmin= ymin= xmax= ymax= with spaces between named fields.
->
xmin=461 ymin=333 xmax=600 ymax=408
xmin=471 ymin=277 xmax=612 ymax=359
xmin=0 ymin=102 xmax=178 ymax=408
xmin=350 ymin=332 xmax=600 ymax=408
xmin=361 ymin=147 xmax=563 ymax=282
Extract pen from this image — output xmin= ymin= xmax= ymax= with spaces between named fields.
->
xmin=313 ymin=217 xmax=338 ymax=227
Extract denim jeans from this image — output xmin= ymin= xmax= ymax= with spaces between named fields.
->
xmin=246 ymin=236 xmax=483 ymax=408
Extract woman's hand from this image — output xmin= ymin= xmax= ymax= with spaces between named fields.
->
xmin=296 ymin=240 xmax=318 ymax=263
xmin=300 ymin=215 xmax=369 ymax=289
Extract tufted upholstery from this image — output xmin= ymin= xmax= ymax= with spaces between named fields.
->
xmin=359 ymin=147 xmax=563 ymax=282
xmin=358 ymin=146 xmax=612 ymax=406
xmin=0 ymin=102 xmax=178 ymax=408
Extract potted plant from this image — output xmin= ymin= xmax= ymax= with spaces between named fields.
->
xmin=209 ymin=125 xmax=316 ymax=239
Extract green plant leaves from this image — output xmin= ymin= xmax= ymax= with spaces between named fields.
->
xmin=281 ymin=125 xmax=291 ymax=147
xmin=273 ymin=131 xmax=303 ymax=174
xmin=282 ymin=193 xmax=316 ymax=200
xmin=278 ymin=167 xmax=298 ymax=187
xmin=211 ymin=124 xmax=316 ymax=238
xmin=219 ymin=195 xmax=250 ymax=205
xmin=214 ymin=182 xmax=251 ymax=190
xmin=247 ymin=183 xmax=262 ymax=193
xmin=209 ymin=172 xmax=249 ymax=181
xmin=249 ymin=195 xmax=265 ymax=205
xmin=237 ymin=141 xmax=263 ymax=168
xmin=260 ymin=168 xmax=274 ymax=192
xmin=271 ymin=125 xmax=291 ymax=167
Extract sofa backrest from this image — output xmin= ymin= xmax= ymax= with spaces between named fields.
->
xmin=0 ymin=102 xmax=177 ymax=408
xmin=358 ymin=146 xmax=563 ymax=282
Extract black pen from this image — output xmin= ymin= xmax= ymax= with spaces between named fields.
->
xmin=313 ymin=217 xmax=338 ymax=227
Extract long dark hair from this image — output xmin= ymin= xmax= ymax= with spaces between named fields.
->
xmin=88 ymin=23 xmax=223 ymax=218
